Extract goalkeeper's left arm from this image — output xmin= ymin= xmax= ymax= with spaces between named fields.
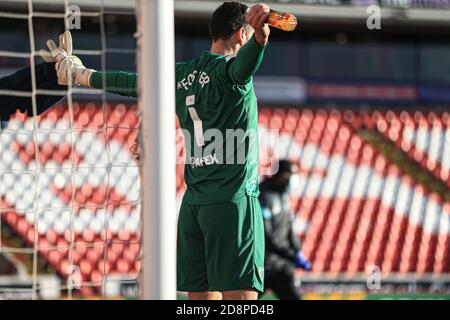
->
xmin=91 ymin=64 xmax=187 ymax=97
xmin=90 ymin=71 xmax=138 ymax=98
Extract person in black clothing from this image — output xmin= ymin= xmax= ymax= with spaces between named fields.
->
xmin=0 ymin=62 xmax=66 ymax=125
xmin=259 ymin=159 xmax=312 ymax=300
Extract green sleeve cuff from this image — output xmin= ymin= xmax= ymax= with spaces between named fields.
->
xmin=90 ymin=71 xmax=102 ymax=89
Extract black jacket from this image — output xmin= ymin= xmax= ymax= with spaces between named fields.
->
xmin=0 ymin=62 xmax=66 ymax=122
xmin=259 ymin=179 xmax=301 ymax=274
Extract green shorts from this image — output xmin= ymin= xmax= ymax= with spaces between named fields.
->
xmin=177 ymin=195 xmax=265 ymax=293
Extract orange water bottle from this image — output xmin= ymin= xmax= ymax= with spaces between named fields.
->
xmin=266 ymin=10 xmax=298 ymax=32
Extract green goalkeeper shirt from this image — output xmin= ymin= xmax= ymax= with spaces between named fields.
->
xmin=91 ymin=35 xmax=267 ymax=204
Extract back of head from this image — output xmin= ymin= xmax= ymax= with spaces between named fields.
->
xmin=209 ymin=1 xmax=248 ymax=41
xmin=276 ymin=160 xmax=294 ymax=176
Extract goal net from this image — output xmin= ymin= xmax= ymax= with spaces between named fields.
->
xmin=0 ymin=0 xmax=176 ymax=300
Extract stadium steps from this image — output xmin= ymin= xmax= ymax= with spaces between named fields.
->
xmin=358 ymin=128 xmax=450 ymax=202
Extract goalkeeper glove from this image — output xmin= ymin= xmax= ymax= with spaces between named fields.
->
xmin=39 ymin=31 xmax=73 ymax=63
xmin=46 ymin=31 xmax=95 ymax=87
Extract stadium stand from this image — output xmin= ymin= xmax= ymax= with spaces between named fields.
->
xmin=0 ymin=104 xmax=449 ymax=296
xmin=360 ymin=110 xmax=450 ymax=187
xmin=258 ymin=108 xmax=449 ymax=276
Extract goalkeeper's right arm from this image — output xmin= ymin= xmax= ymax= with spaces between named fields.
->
xmin=90 ymin=71 xmax=138 ymax=98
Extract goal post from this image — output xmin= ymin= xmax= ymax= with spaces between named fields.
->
xmin=137 ymin=0 xmax=177 ymax=300
xmin=0 ymin=0 xmax=176 ymax=300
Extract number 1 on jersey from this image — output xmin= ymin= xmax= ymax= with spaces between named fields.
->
xmin=188 ymin=107 xmax=205 ymax=147
xmin=186 ymin=95 xmax=205 ymax=147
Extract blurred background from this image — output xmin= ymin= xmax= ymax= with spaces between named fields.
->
xmin=0 ymin=0 xmax=449 ymax=299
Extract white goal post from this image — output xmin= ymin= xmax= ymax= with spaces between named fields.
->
xmin=137 ymin=0 xmax=177 ymax=300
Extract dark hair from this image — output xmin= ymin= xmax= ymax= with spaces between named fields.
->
xmin=276 ymin=160 xmax=294 ymax=175
xmin=209 ymin=2 xmax=248 ymax=41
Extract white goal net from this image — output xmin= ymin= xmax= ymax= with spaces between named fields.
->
xmin=0 ymin=0 xmax=176 ymax=300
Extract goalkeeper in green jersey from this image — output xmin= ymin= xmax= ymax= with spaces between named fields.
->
xmin=47 ymin=2 xmax=271 ymax=300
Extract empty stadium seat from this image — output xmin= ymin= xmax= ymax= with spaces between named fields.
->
xmin=1 ymin=104 xmax=449 ymax=297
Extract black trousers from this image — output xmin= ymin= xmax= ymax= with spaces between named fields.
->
xmin=264 ymin=269 xmax=301 ymax=300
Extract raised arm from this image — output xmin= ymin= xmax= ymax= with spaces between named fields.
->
xmin=225 ymin=35 xmax=267 ymax=85
xmin=224 ymin=3 xmax=270 ymax=85
xmin=90 ymin=71 xmax=138 ymax=98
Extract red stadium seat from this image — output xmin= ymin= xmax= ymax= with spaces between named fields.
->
xmin=3 ymin=104 xmax=450 ymax=297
